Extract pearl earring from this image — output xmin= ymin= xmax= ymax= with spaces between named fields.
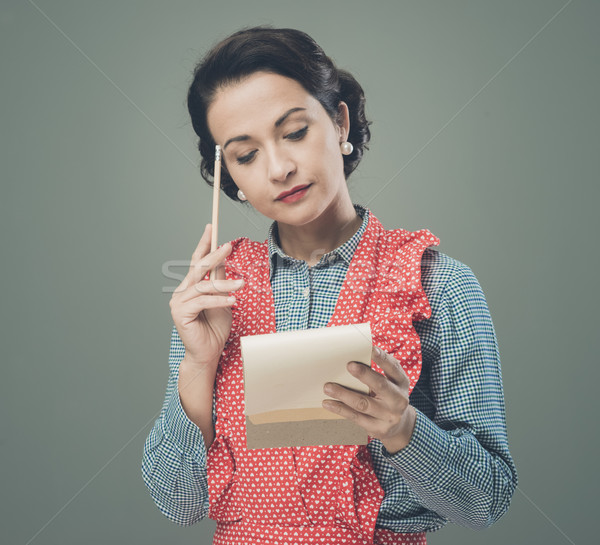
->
xmin=237 ymin=189 xmax=247 ymax=201
xmin=340 ymin=141 xmax=354 ymax=156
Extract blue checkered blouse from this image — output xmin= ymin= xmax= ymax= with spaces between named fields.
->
xmin=142 ymin=205 xmax=517 ymax=533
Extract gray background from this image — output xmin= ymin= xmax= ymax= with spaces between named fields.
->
xmin=1 ymin=1 xmax=597 ymax=544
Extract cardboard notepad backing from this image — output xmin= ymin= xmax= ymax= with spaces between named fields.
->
xmin=241 ymin=323 xmax=372 ymax=448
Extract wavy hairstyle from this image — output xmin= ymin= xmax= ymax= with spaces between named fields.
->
xmin=187 ymin=26 xmax=371 ymax=201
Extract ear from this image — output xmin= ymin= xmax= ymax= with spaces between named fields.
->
xmin=336 ymin=101 xmax=351 ymax=142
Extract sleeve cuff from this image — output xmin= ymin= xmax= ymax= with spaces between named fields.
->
xmin=382 ymin=408 xmax=452 ymax=482
xmin=161 ymin=387 xmax=207 ymax=456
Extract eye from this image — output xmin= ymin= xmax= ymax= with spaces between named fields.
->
xmin=285 ymin=126 xmax=309 ymax=141
xmin=236 ymin=150 xmax=257 ymax=165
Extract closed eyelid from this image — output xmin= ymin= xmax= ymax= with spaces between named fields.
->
xmin=285 ymin=126 xmax=309 ymax=139
xmin=236 ymin=149 xmax=257 ymax=165
xmin=228 ymin=117 xmax=310 ymax=165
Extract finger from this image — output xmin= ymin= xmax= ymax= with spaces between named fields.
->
xmin=345 ymin=361 xmax=390 ymax=395
xmin=193 ymin=241 xmax=232 ymax=278
xmin=323 ymin=381 xmax=410 ymax=438
xmin=177 ymin=225 xmax=212 ymax=292
xmin=172 ymin=294 xmax=236 ymax=317
xmin=321 ymin=398 xmax=377 ymax=430
xmin=323 ymin=397 xmax=411 ymax=445
xmin=212 ymin=256 xmax=227 ymax=281
xmin=190 ymin=224 xmax=212 ymax=267
xmin=194 ymin=278 xmax=244 ymax=295
xmin=180 ymin=240 xmax=232 ymax=291
xmin=323 ymin=381 xmax=384 ymax=418
xmin=371 ymin=346 xmax=409 ymax=387
xmin=173 ymin=278 xmax=243 ymax=302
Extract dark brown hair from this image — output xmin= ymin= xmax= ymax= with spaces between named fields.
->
xmin=187 ymin=26 xmax=371 ymax=201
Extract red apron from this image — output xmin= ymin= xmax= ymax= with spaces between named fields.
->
xmin=207 ymin=213 xmax=438 ymax=544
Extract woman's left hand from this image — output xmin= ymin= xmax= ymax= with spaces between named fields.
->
xmin=322 ymin=345 xmax=417 ymax=455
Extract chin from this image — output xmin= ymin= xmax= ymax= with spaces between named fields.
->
xmin=279 ymin=207 xmax=331 ymax=228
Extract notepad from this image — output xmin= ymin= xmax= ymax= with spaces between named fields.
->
xmin=241 ymin=323 xmax=372 ymax=448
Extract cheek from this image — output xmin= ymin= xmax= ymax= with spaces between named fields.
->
xmin=227 ymin=166 xmax=268 ymax=203
xmin=225 ymin=162 xmax=256 ymax=189
xmin=321 ymin=137 xmax=345 ymax=177
xmin=302 ymin=130 xmax=342 ymax=173
xmin=321 ymin=125 xmax=344 ymax=160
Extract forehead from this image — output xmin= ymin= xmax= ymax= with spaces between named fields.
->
xmin=207 ymin=72 xmax=324 ymax=141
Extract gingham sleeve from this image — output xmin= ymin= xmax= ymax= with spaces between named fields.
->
xmin=371 ymin=251 xmax=517 ymax=531
xmin=141 ymin=326 xmax=210 ymax=525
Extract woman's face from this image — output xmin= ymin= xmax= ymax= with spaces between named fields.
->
xmin=207 ymin=71 xmax=350 ymax=228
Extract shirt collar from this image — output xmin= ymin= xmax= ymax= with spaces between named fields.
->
xmin=267 ymin=204 xmax=369 ymax=276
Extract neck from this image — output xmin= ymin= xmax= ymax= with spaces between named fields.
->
xmin=276 ymin=200 xmax=362 ymax=266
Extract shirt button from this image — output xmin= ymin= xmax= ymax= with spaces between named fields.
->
xmin=302 ymin=287 xmax=310 ymax=298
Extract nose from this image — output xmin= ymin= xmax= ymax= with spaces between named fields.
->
xmin=266 ymin=147 xmax=296 ymax=183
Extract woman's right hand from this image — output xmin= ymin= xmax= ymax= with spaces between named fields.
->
xmin=169 ymin=224 xmax=243 ymax=370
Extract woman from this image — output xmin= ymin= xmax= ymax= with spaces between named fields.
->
xmin=142 ymin=27 xmax=517 ymax=545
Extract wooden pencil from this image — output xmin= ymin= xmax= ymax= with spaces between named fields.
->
xmin=210 ymin=145 xmax=221 ymax=280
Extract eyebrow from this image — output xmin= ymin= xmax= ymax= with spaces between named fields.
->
xmin=274 ymin=107 xmax=306 ymax=127
xmin=223 ymin=107 xmax=307 ymax=150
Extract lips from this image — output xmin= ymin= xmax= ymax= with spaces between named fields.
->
xmin=276 ymin=184 xmax=311 ymax=201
